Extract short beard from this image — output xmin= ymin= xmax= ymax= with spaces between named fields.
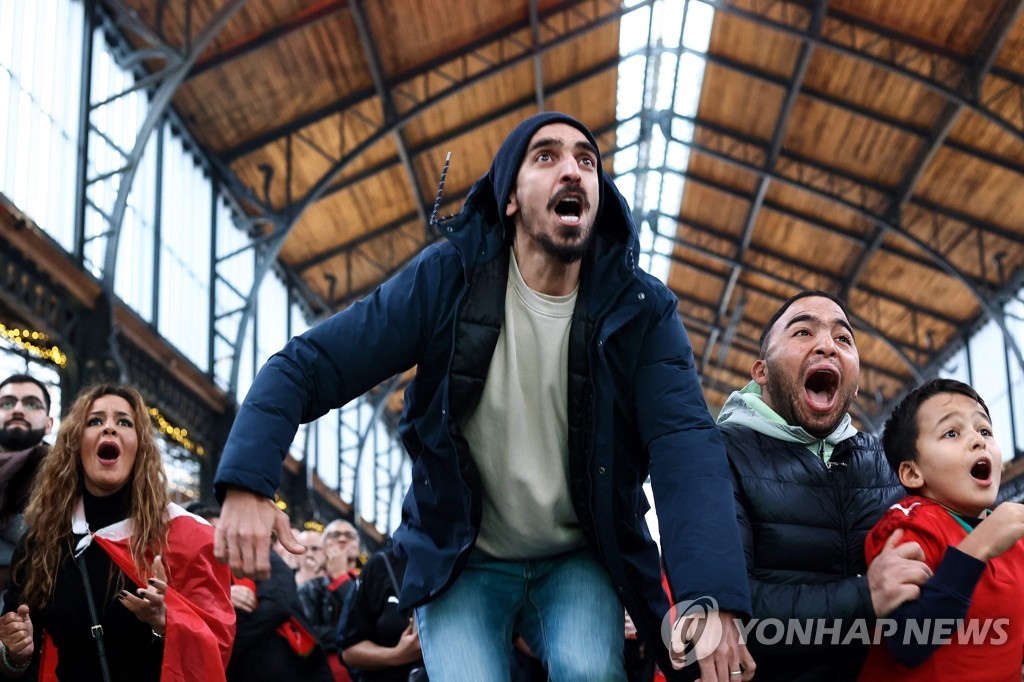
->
xmin=763 ymin=362 xmax=856 ymax=438
xmin=0 ymin=426 xmax=46 ymax=451
xmin=513 ymin=184 xmax=596 ymax=264
xmin=534 ymin=230 xmax=593 ymax=264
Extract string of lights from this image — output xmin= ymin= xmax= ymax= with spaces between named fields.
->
xmin=148 ymin=406 xmax=205 ymax=456
xmin=0 ymin=324 xmax=67 ymax=368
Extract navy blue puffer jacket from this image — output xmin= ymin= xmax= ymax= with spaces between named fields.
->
xmin=217 ymin=112 xmax=751 ymax=677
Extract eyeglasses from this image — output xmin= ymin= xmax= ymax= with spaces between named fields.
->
xmin=0 ymin=396 xmax=46 ymax=412
xmin=325 ymin=530 xmax=358 ymax=541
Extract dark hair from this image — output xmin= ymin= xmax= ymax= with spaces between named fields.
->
xmin=881 ymin=378 xmax=990 ymax=475
xmin=759 ymin=290 xmax=850 ymax=355
xmin=0 ymin=373 xmax=52 ymax=414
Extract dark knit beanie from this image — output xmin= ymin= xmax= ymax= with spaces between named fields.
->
xmin=487 ymin=112 xmax=606 ymax=235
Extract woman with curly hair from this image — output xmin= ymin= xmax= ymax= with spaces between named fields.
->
xmin=0 ymin=383 xmax=235 ymax=680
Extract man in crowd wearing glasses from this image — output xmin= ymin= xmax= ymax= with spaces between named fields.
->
xmin=0 ymin=374 xmax=53 ymax=596
xmin=298 ymin=519 xmax=362 ymax=679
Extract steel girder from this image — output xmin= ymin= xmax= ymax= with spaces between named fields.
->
xmin=698 ymin=0 xmax=1024 ymax=146
xmin=628 ymin=1 xmax=663 ymax=228
xmin=348 ymin=0 xmax=430 ymax=229
xmin=219 ymin=0 xmax=658 ymax=395
xmin=839 ymin=0 xmax=1024 ymax=302
xmin=82 ymin=0 xmax=247 ymax=291
xmin=651 ymin=220 xmax=926 ymax=384
xmin=699 ymin=0 xmax=828 ymax=375
xmin=336 ymin=375 xmax=405 ymax=533
xmin=646 ymin=110 xmax=1024 ymax=376
xmin=529 ymin=0 xmax=547 ymax=110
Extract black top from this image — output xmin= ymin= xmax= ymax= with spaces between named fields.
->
xmin=338 ymin=549 xmax=415 ymax=682
xmin=721 ymin=424 xmax=904 ymax=682
xmin=4 ymin=487 xmax=164 ymax=681
xmin=0 ymin=443 xmax=47 ymax=567
xmin=0 ymin=443 xmax=46 ymax=522
xmin=297 ymin=570 xmax=357 ymax=652
xmin=227 ymin=552 xmax=331 ymax=681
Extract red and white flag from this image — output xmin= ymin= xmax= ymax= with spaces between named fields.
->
xmin=69 ymin=501 xmax=236 ymax=681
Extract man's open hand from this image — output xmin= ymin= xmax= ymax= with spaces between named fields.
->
xmin=215 ymin=488 xmax=304 ymax=580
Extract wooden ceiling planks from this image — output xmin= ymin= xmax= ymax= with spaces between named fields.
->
xmin=802 ymin=54 xmax=948 ymax=132
xmin=660 ymin=0 xmax=1024 ymax=426
xmin=837 ymin=0 xmax=1004 ymax=54
xmin=916 ymin=147 xmax=1024 ymax=231
xmin=365 ymin=0 xmax=520 ymax=78
xmin=185 ymin=11 xmax=366 ymax=153
xmin=104 ymin=0 xmax=1024 ymax=429
xmin=697 ymin=63 xmax=788 ymax=140
xmin=997 ymin=9 xmax=1024 ymax=72
xmin=781 ymin=97 xmax=924 ymax=188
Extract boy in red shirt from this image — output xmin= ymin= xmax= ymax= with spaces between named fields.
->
xmin=859 ymin=378 xmax=1024 ymax=681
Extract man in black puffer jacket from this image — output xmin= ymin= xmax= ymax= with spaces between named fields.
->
xmin=717 ymin=291 xmax=932 ymax=681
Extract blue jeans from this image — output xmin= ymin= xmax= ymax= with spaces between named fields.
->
xmin=415 ymin=548 xmax=626 ymax=682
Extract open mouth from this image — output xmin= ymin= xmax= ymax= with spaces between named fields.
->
xmin=97 ymin=442 xmax=121 ymax=461
xmin=804 ymin=368 xmax=839 ymax=408
xmin=548 ymin=188 xmax=588 ymax=225
xmin=554 ymin=196 xmax=582 ymax=224
xmin=970 ymin=458 xmax=992 ymax=482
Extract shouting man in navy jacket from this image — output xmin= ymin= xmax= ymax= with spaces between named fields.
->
xmin=213 ymin=112 xmax=752 ymax=681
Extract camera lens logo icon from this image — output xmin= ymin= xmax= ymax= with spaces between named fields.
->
xmin=660 ymin=596 xmax=722 ymax=668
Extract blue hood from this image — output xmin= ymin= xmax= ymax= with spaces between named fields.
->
xmin=488 ymin=111 xmax=606 ymax=234
xmin=457 ymin=112 xmax=635 ymax=260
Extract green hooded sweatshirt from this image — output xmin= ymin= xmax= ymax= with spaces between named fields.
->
xmin=716 ymin=381 xmax=859 ymax=464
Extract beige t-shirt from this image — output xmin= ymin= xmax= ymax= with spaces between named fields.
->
xmin=461 ymin=250 xmax=585 ymax=559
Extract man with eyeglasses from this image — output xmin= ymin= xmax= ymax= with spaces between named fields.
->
xmin=298 ymin=519 xmax=362 ymax=681
xmin=0 ymin=374 xmax=53 ymax=596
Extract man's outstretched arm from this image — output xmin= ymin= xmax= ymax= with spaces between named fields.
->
xmin=213 ymin=246 xmax=454 ymax=579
